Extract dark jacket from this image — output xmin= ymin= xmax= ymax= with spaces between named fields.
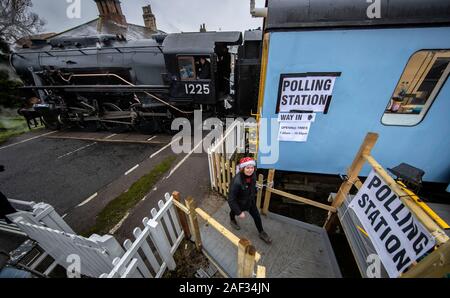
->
xmin=198 ymin=61 xmax=211 ymax=79
xmin=227 ymin=172 xmax=257 ymax=215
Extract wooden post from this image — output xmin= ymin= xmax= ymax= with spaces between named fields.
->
xmin=221 ymin=155 xmax=227 ymax=196
xmin=185 ymin=197 xmax=202 ymax=251
xmin=256 ymin=174 xmax=264 ymax=211
xmin=210 ymin=151 xmax=218 ymax=191
xmin=237 ymin=238 xmax=256 ymax=278
xmin=256 ymin=265 xmax=266 ymax=278
xmin=401 ymin=241 xmax=450 ymax=278
xmin=147 ymin=219 xmax=177 ymax=271
xmin=231 ymin=160 xmax=236 ymax=177
xmin=214 ymin=153 xmax=223 ymax=195
xmin=262 ymin=169 xmax=275 ymax=215
xmin=172 ymin=192 xmax=191 ymax=240
xmin=227 ymin=161 xmax=232 ymax=194
xmin=323 ymin=133 xmax=378 ymax=232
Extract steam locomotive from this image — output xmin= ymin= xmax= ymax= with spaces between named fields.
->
xmin=10 ymin=30 xmax=262 ymax=132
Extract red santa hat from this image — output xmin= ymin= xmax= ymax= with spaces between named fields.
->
xmin=239 ymin=157 xmax=256 ymax=169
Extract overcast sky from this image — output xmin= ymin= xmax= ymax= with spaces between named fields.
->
xmin=31 ymin=0 xmax=265 ymax=34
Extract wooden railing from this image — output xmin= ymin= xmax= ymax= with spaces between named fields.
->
xmin=171 ymin=192 xmax=266 ymax=278
xmin=321 ymin=132 xmax=449 ymax=277
xmin=256 ymin=170 xmax=337 ymax=216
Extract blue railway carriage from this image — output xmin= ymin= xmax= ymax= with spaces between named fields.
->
xmin=256 ymin=0 xmax=450 ymax=185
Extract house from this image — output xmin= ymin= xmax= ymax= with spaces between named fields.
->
xmin=17 ymin=0 xmax=164 ymax=48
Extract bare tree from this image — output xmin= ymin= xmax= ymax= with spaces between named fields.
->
xmin=0 ymin=0 xmax=46 ymax=42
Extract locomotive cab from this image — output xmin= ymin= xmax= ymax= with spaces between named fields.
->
xmin=162 ymin=32 xmax=242 ymax=109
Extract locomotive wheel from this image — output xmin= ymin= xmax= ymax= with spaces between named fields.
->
xmin=41 ymin=112 xmax=61 ymax=131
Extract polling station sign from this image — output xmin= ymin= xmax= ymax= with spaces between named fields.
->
xmin=349 ymin=170 xmax=435 ymax=278
xmin=276 ymin=73 xmax=341 ymax=114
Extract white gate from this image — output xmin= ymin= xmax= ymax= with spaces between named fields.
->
xmin=6 ymin=193 xmax=185 ymax=279
xmin=100 ymin=193 xmax=184 ymax=278
xmin=12 ymin=219 xmax=122 ymax=277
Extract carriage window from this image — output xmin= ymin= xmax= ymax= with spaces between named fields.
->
xmin=178 ymin=56 xmax=196 ymax=80
xmin=382 ymin=50 xmax=450 ymax=126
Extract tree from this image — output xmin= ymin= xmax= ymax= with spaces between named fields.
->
xmin=0 ymin=0 xmax=45 ymax=109
xmin=0 ymin=69 xmax=22 ymax=109
xmin=0 ymin=0 xmax=46 ymax=42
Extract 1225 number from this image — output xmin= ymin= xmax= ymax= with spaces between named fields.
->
xmin=184 ymin=83 xmax=210 ymax=95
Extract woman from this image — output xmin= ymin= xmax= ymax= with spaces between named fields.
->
xmin=227 ymin=157 xmax=272 ymax=244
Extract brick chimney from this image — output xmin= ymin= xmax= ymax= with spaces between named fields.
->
xmin=95 ymin=0 xmax=127 ymax=25
xmin=143 ymin=5 xmax=157 ymax=32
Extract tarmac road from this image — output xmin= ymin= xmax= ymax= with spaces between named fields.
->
xmin=0 ymin=127 xmax=218 ymax=245
xmin=0 ymin=130 xmax=168 ymax=216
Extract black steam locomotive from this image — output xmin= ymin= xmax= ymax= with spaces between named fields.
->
xmin=10 ymin=30 xmax=262 ymax=132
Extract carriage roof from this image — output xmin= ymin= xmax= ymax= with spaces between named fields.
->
xmin=266 ymin=0 xmax=450 ymax=30
xmin=162 ymin=31 xmax=242 ymax=54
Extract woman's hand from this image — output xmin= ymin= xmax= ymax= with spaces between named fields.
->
xmin=238 ymin=212 xmax=246 ymax=219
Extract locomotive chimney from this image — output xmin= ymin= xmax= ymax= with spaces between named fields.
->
xmin=95 ymin=0 xmax=127 ymax=25
xmin=143 ymin=4 xmax=157 ymax=32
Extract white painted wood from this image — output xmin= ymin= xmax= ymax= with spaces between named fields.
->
xmin=165 ymin=194 xmax=182 ymax=236
xmin=207 ymin=120 xmax=247 ymax=188
xmin=158 ymin=200 xmax=177 ymax=245
xmin=171 ymin=232 xmax=185 ymax=255
xmin=122 ymin=258 xmax=142 ymax=278
xmin=147 ymin=219 xmax=176 ymax=271
xmin=14 ymin=220 xmax=115 ymax=277
xmin=132 ymin=229 xmax=160 ymax=274
xmin=15 ymin=194 xmax=188 ymax=279
xmin=124 ymin=238 xmax=153 ymax=278
xmin=43 ymin=260 xmax=58 ymax=276
xmin=151 ymin=208 xmax=158 ymax=219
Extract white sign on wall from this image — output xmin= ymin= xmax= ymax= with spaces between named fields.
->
xmin=277 ymin=73 xmax=340 ymax=113
xmin=277 ymin=112 xmax=316 ymax=122
xmin=278 ymin=122 xmax=311 ymax=142
xmin=349 ymin=170 xmax=436 ymax=278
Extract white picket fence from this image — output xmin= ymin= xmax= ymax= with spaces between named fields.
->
xmin=100 ymin=193 xmax=184 ymax=278
xmin=6 ymin=193 xmax=185 ymax=278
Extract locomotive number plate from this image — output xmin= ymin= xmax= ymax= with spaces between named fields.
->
xmin=184 ymin=83 xmax=210 ymax=95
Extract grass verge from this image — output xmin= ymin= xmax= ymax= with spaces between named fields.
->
xmin=83 ymin=155 xmax=177 ymax=236
xmin=0 ymin=116 xmax=42 ymax=144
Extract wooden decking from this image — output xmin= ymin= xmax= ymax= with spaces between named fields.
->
xmin=199 ymin=202 xmax=342 ymax=278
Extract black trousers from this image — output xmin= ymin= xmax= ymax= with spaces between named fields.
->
xmin=230 ymin=203 xmax=264 ymax=233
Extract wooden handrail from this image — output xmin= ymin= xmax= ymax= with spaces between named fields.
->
xmin=401 ymin=241 xmax=450 ymax=278
xmin=172 ymin=198 xmax=189 ymax=214
xmin=195 ymin=207 xmax=262 ymax=262
xmin=324 ymin=132 xmax=379 ymax=231
xmin=267 ymin=187 xmax=337 ymax=213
